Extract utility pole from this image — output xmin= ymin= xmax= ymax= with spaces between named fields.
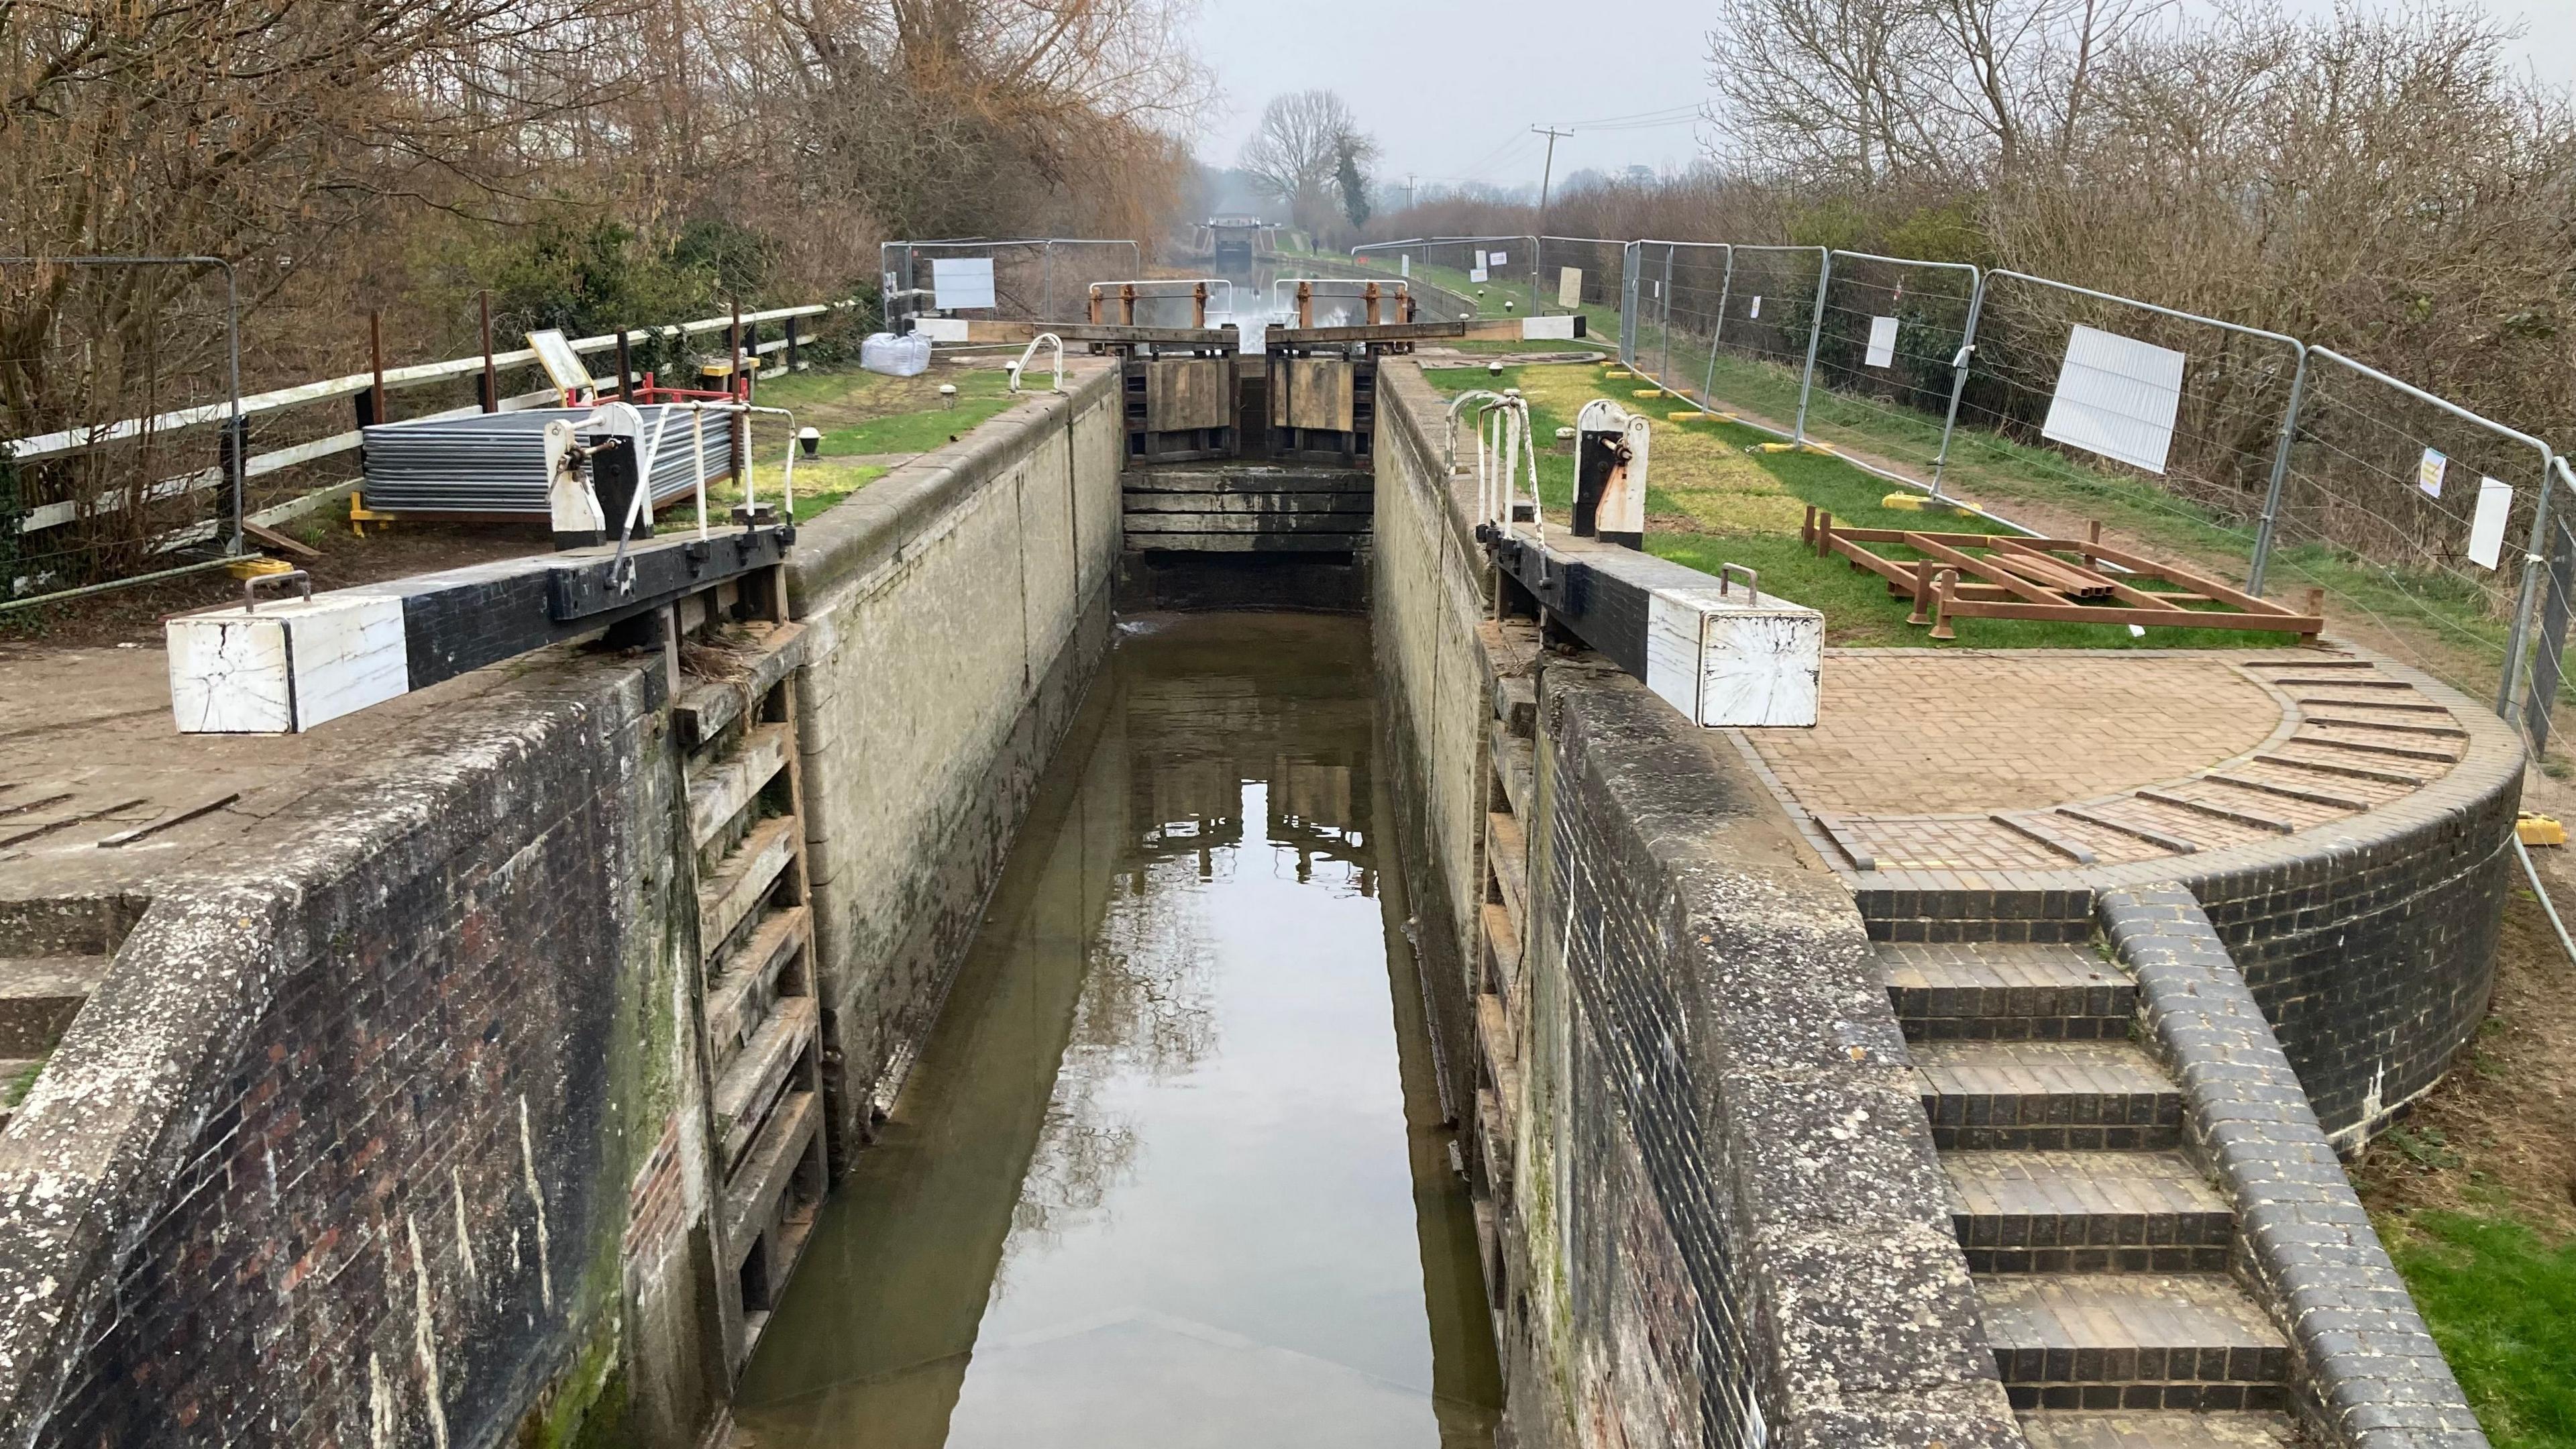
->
xmin=1532 ymin=124 xmax=1572 ymax=222
xmin=1532 ymin=124 xmax=1572 ymax=311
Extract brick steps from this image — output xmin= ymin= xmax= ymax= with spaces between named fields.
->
xmin=0 ymin=953 xmax=107 ymax=1057
xmin=1 ymin=1056 xmax=42 ymax=1133
xmin=1916 ymin=1039 xmax=2184 ymax=1151
xmin=1886 ymin=939 xmax=2290 ymax=1442
xmin=1883 ymin=941 xmax=2134 ymax=1041
xmin=1978 ymin=1275 xmax=2290 ymax=1410
xmin=1945 ymin=1150 xmax=2233 ymax=1275
xmin=2018 ymin=1411 xmax=2298 ymax=1447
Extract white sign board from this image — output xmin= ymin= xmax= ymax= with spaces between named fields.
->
xmin=2469 ymin=477 xmax=2514 ymax=569
xmin=2418 ymin=447 xmax=2449 ymax=498
xmin=1472 ymin=250 xmax=1489 ymax=270
xmin=1490 ymin=251 xmax=1509 ymax=266
xmin=912 ymin=316 xmax=971 ymax=343
xmin=1468 ymin=267 xmax=1489 ymax=285
xmin=930 ymin=257 xmax=997 ymax=311
xmin=1558 ymin=267 xmax=1584 ymax=309
xmin=525 ymin=329 xmax=596 ymax=396
xmin=1749 ymin=296 xmax=1762 ymax=319
xmin=1400 ymin=255 xmax=1410 ymax=277
xmin=1864 ymin=315 xmax=1900 ymax=369
xmin=1521 ymin=315 xmax=1579 ymax=340
xmin=2041 ymin=324 xmax=2187 ymax=475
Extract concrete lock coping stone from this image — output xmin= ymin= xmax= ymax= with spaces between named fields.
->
xmin=2100 ymin=884 xmax=2491 ymax=1449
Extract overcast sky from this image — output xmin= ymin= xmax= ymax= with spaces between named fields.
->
xmin=1185 ymin=0 xmax=2575 ymax=193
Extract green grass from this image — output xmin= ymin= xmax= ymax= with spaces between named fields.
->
xmin=1438 ymin=337 xmax=1609 ymax=356
xmin=2387 ymin=1211 xmax=2576 ymax=1446
xmin=1426 ymin=361 xmax=2306 ymax=649
xmin=692 ymin=364 xmax=1024 ymax=521
xmin=3 ymin=1054 xmax=46 ymax=1109
xmin=1658 ymin=347 xmax=2544 ymax=704
xmin=753 ymin=364 xmax=1019 ymax=458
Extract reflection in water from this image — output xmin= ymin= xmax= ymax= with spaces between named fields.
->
xmin=735 ymin=613 xmax=1502 ymax=1448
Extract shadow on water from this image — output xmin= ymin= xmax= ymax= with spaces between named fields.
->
xmin=735 ymin=612 xmax=1503 ymax=1448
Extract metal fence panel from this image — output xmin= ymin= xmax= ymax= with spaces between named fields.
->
xmin=2266 ymin=347 xmax=2557 ymax=718
xmin=1780 ymin=252 xmax=1983 ymax=483
xmin=880 ymin=239 xmax=1144 ymax=329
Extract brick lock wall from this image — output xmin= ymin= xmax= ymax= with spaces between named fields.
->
xmin=2183 ymin=769 xmax=2519 ymax=1143
xmin=3 ymin=660 xmax=702 ymax=1449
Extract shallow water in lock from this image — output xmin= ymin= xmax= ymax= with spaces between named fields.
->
xmin=734 ymin=612 xmax=1501 ymax=1449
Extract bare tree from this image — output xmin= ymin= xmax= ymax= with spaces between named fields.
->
xmin=1912 ymin=0 xmax=2169 ymax=176
xmin=1703 ymin=0 xmax=1945 ymax=185
xmin=1240 ymin=90 xmax=1375 ymax=235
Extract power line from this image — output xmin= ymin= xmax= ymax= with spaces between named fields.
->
xmin=1562 ymin=101 xmax=1706 ymax=126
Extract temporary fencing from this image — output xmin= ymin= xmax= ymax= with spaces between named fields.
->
xmin=1801 ymin=252 xmax=1982 ymax=483
xmin=1589 ymin=237 xmax=2569 ymax=762
xmin=2263 ymin=347 xmax=2558 ymax=720
xmin=1532 ymin=235 xmax=1625 ymax=320
xmin=1622 ymin=241 xmax=1731 ymax=388
xmin=879 ymin=239 xmax=1144 ymax=330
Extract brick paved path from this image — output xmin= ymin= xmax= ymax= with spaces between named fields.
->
xmin=1750 ymin=652 xmax=2284 ymax=814
xmin=1741 ymin=650 xmax=2467 ymax=879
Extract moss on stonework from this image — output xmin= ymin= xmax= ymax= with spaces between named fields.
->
xmin=516 ymin=1326 xmax=624 ymax=1449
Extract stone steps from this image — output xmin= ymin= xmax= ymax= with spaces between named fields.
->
xmin=1883 ymin=941 xmax=2135 ymax=1041
xmin=1945 ymin=1150 xmax=2234 ymax=1275
xmin=1915 ymin=1039 xmax=2184 ymax=1152
xmin=0 ymin=953 xmax=107 ymax=1057
xmin=1888 ymin=940 xmax=2290 ymax=1444
xmin=2019 ymin=1411 xmax=2299 ymax=1447
xmin=0 ymin=952 xmax=111 ymax=1133
xmin=1977 ymin=1275 xmax=2290 ymax=1411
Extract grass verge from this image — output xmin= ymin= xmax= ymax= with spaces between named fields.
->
xmin=2383 ymin=1210 xmax=2576 ymax=1446
xmin=1424 ymin=360 xmax=2300 ymax=649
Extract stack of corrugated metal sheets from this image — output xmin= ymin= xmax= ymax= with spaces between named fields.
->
xmin=359 ymin=407 xmax=731 ymax=515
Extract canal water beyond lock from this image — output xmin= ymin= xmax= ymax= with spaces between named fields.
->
xmin=733 ymin=612 xmax=1503 ymax=1448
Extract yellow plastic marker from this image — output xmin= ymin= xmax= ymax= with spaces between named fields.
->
xmin=225 ymin=555 xmax=298 ymax=580
xmin=2518 ymin=812 xmax=2566 ymax=847
xmin=1881 ymin=493 xmax=1970 ymax=515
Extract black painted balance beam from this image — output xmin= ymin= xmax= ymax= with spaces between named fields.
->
xmin=1484 ymin=526 xmax=1821 ymax=728
xmin=166 ymin=525 xmax=792 ymax=734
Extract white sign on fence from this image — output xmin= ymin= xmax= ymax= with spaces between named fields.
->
xmin=2041 ymin=324 xmax=2187 ymax=475
xmin=2469 ymin=477 xmax=2514 ymax=569
xmin=1749 ymin=296 xmax=1762 ymax=319
xmin=1469 ymin=267 xmax=1489 ymax=285
xmin=1558 ymin=267 xmax=1583 ymax=309
xmin=1490 ymin=251 xmax=1509 ymax=266
xmin=1401 ymin=255 xmax=1411 ymax=278
xmin=1865 ymin=315 xmax=1900 ymax=369
xmin=1473 ymin=250 xmax=1489 ymax=270
xmin=930 ymin=257 xmax=998 ymax=311
xmin=2418 ymin=447 xmax=2449 ymax=498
